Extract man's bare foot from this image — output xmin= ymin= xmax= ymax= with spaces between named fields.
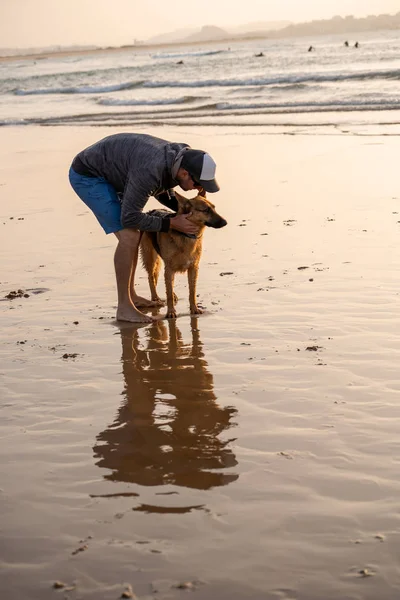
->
xmin=131 ymin=294 xmax=165 ymax=308
xmin=116 ymin=305 xmax=154 ymax=323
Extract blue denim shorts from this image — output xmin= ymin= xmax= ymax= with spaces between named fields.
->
xmin=69 ymin=167 xmax=123 ymax=234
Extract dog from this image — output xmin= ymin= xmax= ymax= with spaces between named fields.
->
xmin=140 ymin=190 xmax=227 ymax=318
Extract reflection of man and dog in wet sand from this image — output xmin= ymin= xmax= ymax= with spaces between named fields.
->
xmin=93 ymin=319 xmax=238 ymax=495
xmin=70 ymin=134 xmax=236 ymax=496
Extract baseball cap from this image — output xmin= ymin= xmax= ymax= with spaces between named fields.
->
xmin=181 ymin=149 xmax=220 ymax=193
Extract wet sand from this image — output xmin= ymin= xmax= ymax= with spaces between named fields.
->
xmin=1 ymin=124 xmax=400 ymax=599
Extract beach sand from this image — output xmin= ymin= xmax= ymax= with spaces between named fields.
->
xmin=1 ymin=124 xmax=400 ymax=599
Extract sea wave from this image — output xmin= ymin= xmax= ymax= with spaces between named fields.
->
xmin=0 ymin=118 xmax=29 ymax=126
xmin=144 ymin=68 xmax=400 ymax=88
xmin=96 ymin=95 xmax=204 ymax=106
xmin=11 ymin=67 xmax=400 ymax=96
xmin=1 ymin=63 xmax=169 ymax=88
xmin=151 ymin=49 xmax=225 ymax=59
xmin=13 ymin=81 xmax=143 ymax=95
xmin=217 ymin=99 xmax=400 ymax=110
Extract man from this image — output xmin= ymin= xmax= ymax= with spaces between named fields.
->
xmin=69 ymin=133 xmax=220 ymax=323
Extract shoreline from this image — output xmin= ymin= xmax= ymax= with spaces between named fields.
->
xmin=3 ymin=114 xmax=400 ymax=134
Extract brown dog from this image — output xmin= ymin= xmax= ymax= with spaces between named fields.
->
xmin=140 ymin=190 xmax=227 ymax=318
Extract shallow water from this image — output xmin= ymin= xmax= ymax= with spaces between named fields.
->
xmin=1 ymin=29 xmax=400 ymax=127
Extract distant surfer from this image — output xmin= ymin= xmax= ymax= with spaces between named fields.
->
xmin=354 ymin=41 xmax=359 ymax=48
xmin=344 ymin=40 xmax=349 ymax=47
xmin=308 ymin=46 xmax=315 ymax=52
xmin=254 ymin=52 xmax=264 ymax=57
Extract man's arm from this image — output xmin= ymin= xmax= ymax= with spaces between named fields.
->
xmin=121 ymin=175 xmax=170 ymax=232
xmin=122 ymin=175 xmax=199 ymax=235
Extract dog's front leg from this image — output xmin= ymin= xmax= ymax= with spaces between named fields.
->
xmin=188 ymin=266 xmax=202 ymax=315
xmin=164 ymin=268 xmax=177 ymax=319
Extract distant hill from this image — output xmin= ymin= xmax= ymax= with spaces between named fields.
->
xmin=273 ymin=11 xmax=400 ymax=37
xmin=182 ymin=25 xmax=229 ymax=43
xmin=229 ymin=20 xmax=291 ymax=34
xmin=146 ymin=28 xmax=198 ymax=45
xmin=143 ymin=11 xmax=400 ymax=46
xmin=3 ymin=11 xmax=400 ymax=61
xmin=146 ymin=21 xmax=290 ymax=46
xmin=148 ymin=25 xmax=229 ymax=45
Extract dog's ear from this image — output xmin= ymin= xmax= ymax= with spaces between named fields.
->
xmin=182 ymin=201 xmax=192 ymax=214
xmin=176 ymin=193 xmax=192 ymax=214
xmin=197 ymin=187 xmax=207 ymax=199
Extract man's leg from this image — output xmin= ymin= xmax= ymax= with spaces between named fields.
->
xmin=114 ymin=229 xmax=153 ymax=323
xmin=118 ymin=231 xmax=162 ymax=309
xmin=68 ymin=169 xmax=156 ymax=316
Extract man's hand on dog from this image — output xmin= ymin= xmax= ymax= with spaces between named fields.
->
xmin=170 ymin=213 xmax=199 ymax=236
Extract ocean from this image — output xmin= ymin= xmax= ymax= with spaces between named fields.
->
xmin=1 ymin=29 xmax=400 ymax=128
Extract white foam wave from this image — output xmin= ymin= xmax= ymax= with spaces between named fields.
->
xmin=144 ymin=68 xmax=400 ymax=89
xmin=12 ymin=67 xmax=400 ymax=98
xmin=152 ymin=49 xmax=224 ymax=59
xmin=0 ymin=118 xmax=29 ymax=126
xmin=14 ymin=81 xmax=142 ymax=95
xmin=97 ymin=96 xmax=199 ymax=106
xmin=217 ymin=99 xmax=400 ymax=110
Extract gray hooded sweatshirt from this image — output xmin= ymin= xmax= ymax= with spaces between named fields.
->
xmin=71 ymin=133 xmax=189 ymax=232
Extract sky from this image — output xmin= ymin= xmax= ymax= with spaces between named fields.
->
xmin=1 ymin=0 xmax=399 ymax=49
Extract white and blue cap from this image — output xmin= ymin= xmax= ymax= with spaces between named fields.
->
xmin=181 ymin=149 xmax=220 ymax=193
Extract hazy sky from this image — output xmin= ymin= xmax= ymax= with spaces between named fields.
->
xmin=1 ymin=0 xmax=399 ymax=48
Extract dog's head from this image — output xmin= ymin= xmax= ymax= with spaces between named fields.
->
xmin=176 ymin=190 xmax=227 ymax=229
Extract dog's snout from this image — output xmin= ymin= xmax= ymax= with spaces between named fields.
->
xmin=215 ymin=217 xmax=227 ymax=229
xmin=205 ymin=212 xmax=228 ymax=229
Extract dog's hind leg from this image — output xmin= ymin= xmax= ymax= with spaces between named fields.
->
xmin=188 ymin=265 xmax=202 ymax=315
xmin=149 ymin=254 xmax=164 ymax=305
xmin=140 ymin=238 xmax=165 ymax=306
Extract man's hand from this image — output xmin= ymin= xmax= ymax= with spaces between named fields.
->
xmin=170 ymin=213 xmax=199 ymax=235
